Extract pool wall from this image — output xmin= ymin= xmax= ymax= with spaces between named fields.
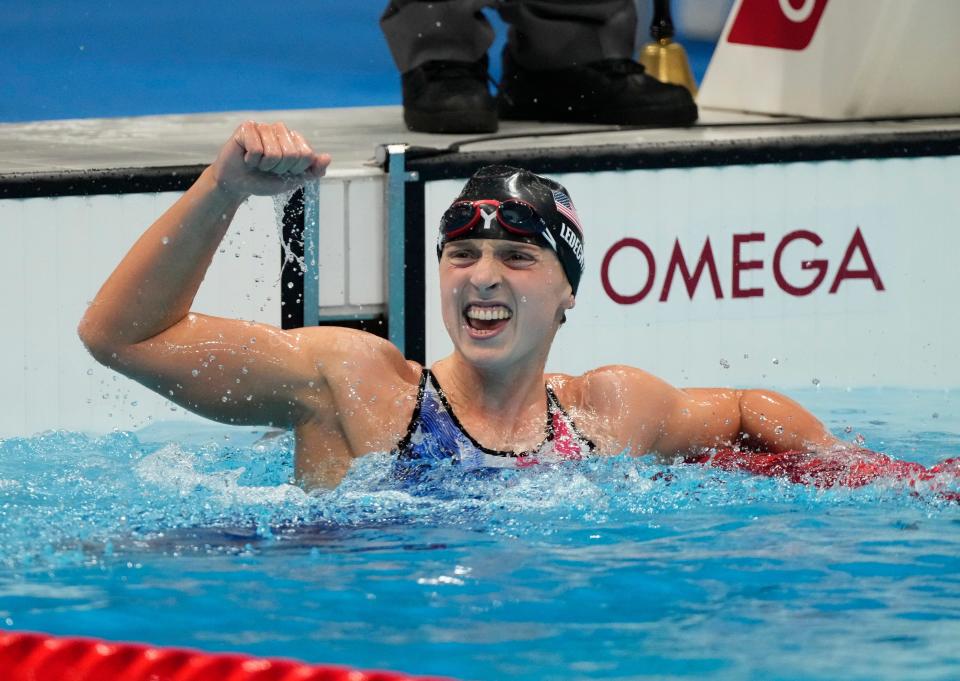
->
xmin=2 ymin=112 xmax=958 ymax=438
xmin=421 ymin=155 xmax=960 ymax=389
xmin=0 ymin=151 xmax=388 ymax=438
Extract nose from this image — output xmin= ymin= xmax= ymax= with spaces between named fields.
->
xmin=469 ymin=250 xmax=502 ymax=291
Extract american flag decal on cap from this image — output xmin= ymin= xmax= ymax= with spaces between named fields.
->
xmin=552 ymin=190 xmax=583 ymax=233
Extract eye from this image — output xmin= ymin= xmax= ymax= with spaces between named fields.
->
xmin=505 ymin=250 xmax=536 ymax=264
xmin=446 ymin=247 xmax=476 ymax=261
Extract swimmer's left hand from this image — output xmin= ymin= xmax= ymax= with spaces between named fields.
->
xmin=210 ymin=120 xmax=332 ymax=198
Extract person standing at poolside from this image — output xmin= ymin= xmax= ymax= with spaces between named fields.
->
xmin=380 ymin=0 xmax=698 ymax=133
xmin=81 ymin=121 xmax=939 ymax=491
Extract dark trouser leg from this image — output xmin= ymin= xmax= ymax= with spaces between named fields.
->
xmin=381 ymin=0 xmax=500 ymax=132
xmin=497 ymin=0 xmax=698 ymax=126
xmin=497 ymin=0 xmax=638 ymax=70
xmin=381 ymin=0 xmax=496 ymax=73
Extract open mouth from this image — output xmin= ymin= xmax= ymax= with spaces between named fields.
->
xmin=464 ymin=304 xmax=512 ymax=336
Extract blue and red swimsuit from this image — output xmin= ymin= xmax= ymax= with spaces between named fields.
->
xmin=394 ymin=369 xmax=959 ymax=499
xmin=394 ymin=369 xmax=595 ymax=474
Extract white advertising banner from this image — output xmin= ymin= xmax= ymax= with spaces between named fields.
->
xmin=424 ymin=156 xmax=960 ymax=389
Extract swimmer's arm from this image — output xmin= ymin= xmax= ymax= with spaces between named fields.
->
xmin=78 ymin=122 xmax=339 ymax=426
xmin=78 ymin=121 xmax=328 ymax=353
xmin=81 ymin=314 xmax=408 ymax=429
xmin=655 ymin=387 xmax=840 ymax=456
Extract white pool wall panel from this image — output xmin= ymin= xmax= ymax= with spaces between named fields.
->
xmin=346 ymin=177 xmax=386 ymax=307
xmin=425 ymin=155 xmax=960 ymax=390
xmin=0 ymin=193 xmax=282 ymax=437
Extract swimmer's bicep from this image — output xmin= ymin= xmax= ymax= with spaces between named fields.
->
xmin=101 ymin=313 xmax=335 ymax=428
xmin=653 ymin=388 xmax=744 ymax=456
xmin=736 ymin=389 xmax=838 ymax=451
xmin=582 ymin=366 xmax=704 ymax=454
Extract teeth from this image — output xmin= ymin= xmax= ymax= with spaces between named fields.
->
xmin=465 ymin=305 xmax=512 ymax=321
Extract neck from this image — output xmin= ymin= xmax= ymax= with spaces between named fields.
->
xmin=434 ymin=351 xmax=550 ymax=424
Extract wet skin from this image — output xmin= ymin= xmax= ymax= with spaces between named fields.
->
xmin=78 ymin=121 xmax=841 ymax=489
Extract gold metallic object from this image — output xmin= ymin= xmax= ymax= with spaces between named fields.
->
xmin=638 ymin=0 xmax=698 ymax=97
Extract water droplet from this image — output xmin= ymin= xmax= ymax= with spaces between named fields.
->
xmin=932 ymin=412 xmax=939 ymax=419
xmin=774 ymin=425 xmax=784 ymax=435
xmin=161 ymin=236 xmax=170 ymax=245
xmin=191 ymin=369 xmax=199 ymax=377
xmin=811 ymin=378 xmax=820 ymax=386
xmin=719 ymin=358 xmax=730 ymax=369
xmin=854 ymin=433 xmax=866 ymax=446
xmin=221 ymin=396 xmax=229 ymax=402
xmin=771 ymin=358 xmax=779 ymax=365
xmin=844 ymin=425 xmax=853 ymax=433
xmin=86 ymin=368 xmax=93 ymax=375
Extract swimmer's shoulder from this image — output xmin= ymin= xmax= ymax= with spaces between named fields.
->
xmin=292 ymin=326 xmax=422 ymax=455
xmin=548 ymin=364 xmax=678 ymax=408
xmin=294 ymin=326 xmax=422 ymax=384
xmin=547 ymin=365 xmax=682 ymax=453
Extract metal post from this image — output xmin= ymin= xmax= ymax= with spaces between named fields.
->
xmin=301 ymin=181 xmax=320 ymax=327
xmin=380 ymin=144 xmax=419 ymax=355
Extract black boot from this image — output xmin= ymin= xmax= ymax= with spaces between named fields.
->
xmin=498 ymin=52 xmax=698 ymax=127
xmin=401 ymin=58 xmax=498 ymax=134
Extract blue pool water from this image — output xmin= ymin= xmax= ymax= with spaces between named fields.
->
xmin=1 ymin=388 xmax=959 ymax=680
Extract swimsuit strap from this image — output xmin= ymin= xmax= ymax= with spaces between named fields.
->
xmin=394 ymin=367 xmax=429 ymax=453
xmin=393 ymin=369 xmax=596 ymax=471
xmin=546 ymin=383 xmax=598 ymax=453
xmin=428 ymin=369 xmax=550 ymax=457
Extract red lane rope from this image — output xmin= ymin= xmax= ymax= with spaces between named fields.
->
xmin=0 ymin=631 xmax=456 ymax=681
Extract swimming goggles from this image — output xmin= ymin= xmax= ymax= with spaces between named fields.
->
xmin=439 ymin=199 xmax=549 ymax=239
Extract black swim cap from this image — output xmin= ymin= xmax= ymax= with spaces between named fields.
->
xmin=437 ymin=165 xmax=585 ymax=294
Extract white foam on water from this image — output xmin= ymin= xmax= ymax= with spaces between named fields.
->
xmin=135 ymin=443 xmax=309 ymax=507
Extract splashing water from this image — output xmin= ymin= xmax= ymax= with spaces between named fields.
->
xmin=271 ymin=179 xmax=319 ymax=278
xmin=1 ymin=391 xmax=957 ymax=572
